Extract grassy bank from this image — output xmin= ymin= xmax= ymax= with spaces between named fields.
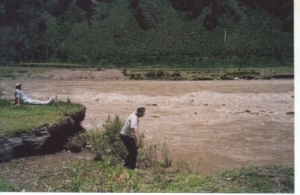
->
xmin=0 ymin=99 xmax=85 ymax=137
xmin=0 ymin=62 xmax=294 ymax=81
xmin=0 ymin=115 xmax=294 ymax=193
xmin=1 ymin=157 xmax=292 ymax=193
xmin=126 ymin=65 xmax=294 ymax=80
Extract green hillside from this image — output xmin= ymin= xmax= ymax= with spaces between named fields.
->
xmin=0 ymin=0 xmax=293 ymax=68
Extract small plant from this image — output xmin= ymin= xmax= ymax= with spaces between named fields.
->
xmin=161 ymin=143 xmax=172 ymax=168
xmin=220 ymin=74 xmax=234 ymax=80
xmin=130 ymin=73 xmax=135 ymax=80
xmin=173 ymin=158 xmax=192 ymax=173
xmin=122 ymin=68 xmax=128 ymax=76
xmin=138 ymin=144 xmax=159 ymax=169
xmin=66 ymin=97 xmax=72 ymax=104
xmin=96 ymin=65 xmax=102 ymax=71
xmin=67 ymin=163 xmax=83 ymax=192
xmin=0 ymin=84 xmax=4 ymax=97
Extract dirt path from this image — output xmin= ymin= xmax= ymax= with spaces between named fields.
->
xmin=1 ymin=78 xmax=294 ymax=173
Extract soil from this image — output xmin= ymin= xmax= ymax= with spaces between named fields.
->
xmin=0 ymin=70 xmax=294 ymax=174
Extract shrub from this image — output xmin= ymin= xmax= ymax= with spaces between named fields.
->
xmin=220 ymin=74 xmax=234 ymax=80
xmin=0 ymin=83 xmax=4 ymax=97
xmin=102 ymin=115 xmax=127 ymax=159
xmin=122 ymin=68 xmax=128 ymax=76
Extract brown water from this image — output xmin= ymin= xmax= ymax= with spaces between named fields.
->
xmin=1 ymin=79 xmax=294 ymax=173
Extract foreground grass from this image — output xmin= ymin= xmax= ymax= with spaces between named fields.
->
xmin=0 ymin=155 xmax=294 ymax=193
xmin=139 ymin=164 xmax=294 ymax=193
xmin=0 ymin=99 xmax=85 ymax=137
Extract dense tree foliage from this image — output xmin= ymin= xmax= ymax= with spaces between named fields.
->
xmin=0 ymin=0 xmax=293 ymax=67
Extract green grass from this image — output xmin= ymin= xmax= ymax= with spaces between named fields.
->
xmin=0 ymin=178 xmax=18 ymax=192
xmin=0 ymin=99 xmax=85 ymax=137
xmin=128 ymin=66 xmax=293 ymax=74
xmin=1 ymin=63 xmax=92 ymax=69
xmin=0 ymin=159 xmax=293 ymax=193
xmin=139 ymin=164 xmax=294 ymax=193
xmin=126 ymin=65 xmax=294 ymax=80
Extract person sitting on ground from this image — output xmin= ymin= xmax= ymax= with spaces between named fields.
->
xmin=14 ymin=83 xmax=54 ymax=106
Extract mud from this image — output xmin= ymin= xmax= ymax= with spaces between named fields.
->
xmin=1 ymin=78 xmax=294 ymax=174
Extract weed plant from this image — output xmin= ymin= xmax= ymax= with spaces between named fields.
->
xmin=0 ymin=83 xmax=4 ymax=97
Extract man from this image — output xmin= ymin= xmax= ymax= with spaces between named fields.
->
xmin=14 ymin=83 xmax=54 ymax=106
xmin=120 ymin=107 xmax=147 ymax=170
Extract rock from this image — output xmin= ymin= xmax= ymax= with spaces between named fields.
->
xmin=152 ymin=115 xmax=160 ymax=118
xmin=94 ymin=151 xmax=103 ymax=161
xmin=146 ymin=104 xmax=158 ymax=106
xmin=286 ymin=111 xmax=294 ymax=115
xmin=0 ymin=107 xmax=86 ymax=163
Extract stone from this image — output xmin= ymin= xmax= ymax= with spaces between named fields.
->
xmin=0 ymin=107 xmax=86 ymax=163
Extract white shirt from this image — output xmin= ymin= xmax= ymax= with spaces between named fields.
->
xmin=15 ymin=89 xmax=28 ymax=103
xmin=120 ymin=112 xmax=139 ymax=138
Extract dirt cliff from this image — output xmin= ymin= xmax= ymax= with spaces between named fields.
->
xmin=0 ymin=107 xmax=86 ymax=163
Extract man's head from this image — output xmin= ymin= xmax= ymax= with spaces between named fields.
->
xmin=15 ymin=83 xmax=21 ymax=89
xmin=135 ymin=107 xmax=147 ymax=117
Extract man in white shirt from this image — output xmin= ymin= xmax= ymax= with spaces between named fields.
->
xmin=14 ymin=83 xmax=54 ymax=106
xmin=120 ymin=107 xmax=147 ymax=170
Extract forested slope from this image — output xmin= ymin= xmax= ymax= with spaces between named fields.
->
xmin=0 ymin=0 xmax=293 ymax=67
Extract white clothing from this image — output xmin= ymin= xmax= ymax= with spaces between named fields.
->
xmin=23 ymin=98 xmax=53 ymax=105
xmin=15 ymin=89 xmax=28 ymax=103
xmin=15 ymin=89 xmax=53 ymax=105
xmin=120 ymin=112 xmax=139 ymax=138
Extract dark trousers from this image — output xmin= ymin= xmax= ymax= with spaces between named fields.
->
xmin=120 ymin=134 xmax=138 ymax=169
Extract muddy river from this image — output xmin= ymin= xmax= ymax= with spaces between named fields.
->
xmin=1 ymin=79 xmax=294 ymax=173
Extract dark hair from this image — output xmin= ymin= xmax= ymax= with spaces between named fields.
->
xmin=136 ymin=107 xmax=146 ymax=114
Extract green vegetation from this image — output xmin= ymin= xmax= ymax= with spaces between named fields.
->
xmin=0 ymin=0 xmax=293 ymax=68
xmin=0 ymin=178 xmax=18 ymax=192
xmin=126 ymin=66 xmax=293 ymax=80
xmin=4 ymin=63 xmax=92 ymax=68
xmin=0 ymin=99 xmax=85 ymax=137
xmin=0 ymin=115 xmax=294 ymax=192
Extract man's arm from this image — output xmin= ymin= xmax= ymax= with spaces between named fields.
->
xmin=15 ymin=97 xmax=20 ymax=106
xmin=133 ymin=129 xmax=140 ymax=149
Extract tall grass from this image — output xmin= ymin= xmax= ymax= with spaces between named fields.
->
xmin=62 ymin=158 xmax=141 ymax=192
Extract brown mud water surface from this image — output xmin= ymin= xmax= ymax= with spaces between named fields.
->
xmin=0 ymin=78 xmax=294 ymax=174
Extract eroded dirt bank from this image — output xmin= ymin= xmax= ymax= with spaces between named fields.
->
xmin=1 ymin=79 xmax=294 ymax=173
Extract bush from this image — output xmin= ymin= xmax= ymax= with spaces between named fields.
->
xmin=83 ymin=115 xmax=130 ymax=160
xmin=0 ymin=83 xmax=4 ymax=97
xmin=220 ymin=74 xmax=234 ymax=80
xmin=102 ymin=115 xmax=127 ymax=159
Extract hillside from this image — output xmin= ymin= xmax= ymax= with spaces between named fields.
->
xmin=0 ymin=0 xmax=293 ymax=67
